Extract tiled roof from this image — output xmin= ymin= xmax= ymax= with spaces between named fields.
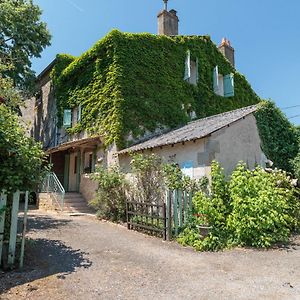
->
xmin=118 ymin=105 xmax=258 ymax=154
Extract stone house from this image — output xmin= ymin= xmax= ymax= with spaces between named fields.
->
xmin=21 ymin=2 xmax=265 ymax=205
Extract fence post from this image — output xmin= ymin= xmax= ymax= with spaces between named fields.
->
xmin=19 ymin=191 xmax=29 ymax=269
xmin=126 ymin=201 xmax=130 ymax=230
xmin=166 ymin=190 xmax=172 ymax=241
xmin=173 ymin=189 xmax=179 ymax=237
xmin=162 ymin=202 xmax=167 ymax=241
xmin=178 ymin=190 xmax=183 ymax=228
xmin=183 ymin=191 xmax=187 ymax=224
xmin=0 ymin=191 xmax=7 ymax=267
xmin=8 ymin=191 xmax=20 ymax=266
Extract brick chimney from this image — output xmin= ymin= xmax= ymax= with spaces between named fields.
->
xmin=218 ymin=38 xmax=235 ymax=67
xmin=157 ymin=1 xmax=179 ymax=36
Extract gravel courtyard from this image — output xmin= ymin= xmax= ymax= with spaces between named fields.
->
xmin=0 ymin=211 xmax=299 ymax=300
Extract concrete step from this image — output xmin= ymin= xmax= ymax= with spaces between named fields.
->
xmin=63 ymin=192 xmax=95 ymax=214
xmin=39 ymin=192 xmax=95 ymax=215
xmin=64 ymin=193 xmax=83 ymax=198
xmin=63 ymin=207 xmax=95 ymax=214
xmin=64 ymin=198 xmax=87 ymax=203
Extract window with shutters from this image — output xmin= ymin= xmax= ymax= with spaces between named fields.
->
xmin=213 ymin=66 xmax=234 ymax=97
xmin=184 ymin=50 xmax=199 ymax=85
xmin=63 ymin=109 xmax=72 ymax=127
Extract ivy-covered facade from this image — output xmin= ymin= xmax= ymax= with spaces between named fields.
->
xmin=51 ymin=30 xmax=260 ymax=149
xmin=22 ymin=26 xmax=266 ymax=198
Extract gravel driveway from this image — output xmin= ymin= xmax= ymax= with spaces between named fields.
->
xmin=0 ymin=211 xmax=300 ymax=300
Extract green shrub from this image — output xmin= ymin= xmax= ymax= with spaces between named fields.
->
xmin=178 ymin=161 xmax=300 ymax=251
xmin=90 ymin=166 xmax=127 ymax=221
xmin=130 ymin=153 xmax=165 ymax=204
xmin=228 ymin=164 xmax=299 ymax=248
xmin=179 ymin=162 xmax=230 ymax=251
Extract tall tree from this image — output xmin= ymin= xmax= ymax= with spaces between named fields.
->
xmin=0 ymin=0 xmax=51 ymax=94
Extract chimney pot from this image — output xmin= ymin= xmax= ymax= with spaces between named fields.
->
xmin=157 ymin=9 xmax=179 ymax=36
xmin=218 ymin=37 xmax=235 ymax=66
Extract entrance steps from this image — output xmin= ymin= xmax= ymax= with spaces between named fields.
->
xmin=38 ymin=192 xmax=95 ymax=215
xmin=63 ymin=192 xmax=95 ymax=214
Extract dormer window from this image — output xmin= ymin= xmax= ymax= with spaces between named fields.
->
xmin=213 ymin=66 xmax=234 ymax=97
xmin=184 ymin=50 xmax=199 ymax=85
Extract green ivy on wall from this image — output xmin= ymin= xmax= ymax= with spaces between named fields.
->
xmin=255 ymin=100 xmax=299 ymax=174
xmin=51 ymin=30 xmax=260 ymax=149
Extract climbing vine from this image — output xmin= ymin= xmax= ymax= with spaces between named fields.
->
xmin=255 ymin=100 xmax=299 ymax=174
xmin=51 ymin=30 xmax=260 ymax=149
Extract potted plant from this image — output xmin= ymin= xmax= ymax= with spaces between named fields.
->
xmin=194 ymin=213 xmax=212 ymax=239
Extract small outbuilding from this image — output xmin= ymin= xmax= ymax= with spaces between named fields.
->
xmin=118 ymin=105 xmax=266 ymax=178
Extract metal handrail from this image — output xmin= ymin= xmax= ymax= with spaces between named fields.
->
xmin=40 ymin=172 xmax=65 ymax=211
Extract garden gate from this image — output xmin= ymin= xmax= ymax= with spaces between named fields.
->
xmin=126 ymin=189 xmax=193 ymax=240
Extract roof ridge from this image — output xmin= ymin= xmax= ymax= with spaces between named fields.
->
xmin=187 ymin=104 xmax=258 ymax=125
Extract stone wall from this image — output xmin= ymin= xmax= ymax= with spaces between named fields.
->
xmin=80 ymin=174 xmax=98 ymax=203
xmin=38 ymin=193 xmax=61 ymax=211
xmin=20 ymin=71 xmax=57 ymax=149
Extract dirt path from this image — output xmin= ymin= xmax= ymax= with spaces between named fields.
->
xmin=1 ymin=211 xmax=300 ymax=300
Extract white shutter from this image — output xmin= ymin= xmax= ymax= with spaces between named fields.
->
xmin=77 ymin=104 xmax=82 ymax=121
xmin=213 ymin=66 xmax=219 ymax=94
xmin=184 ymin=50 xmax=191 ymax=80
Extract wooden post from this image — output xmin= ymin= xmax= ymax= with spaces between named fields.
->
xmin=19 ymin=191 xmax=29 ymax=268
xmin=178 ymin=189 xmax=183 ymax=228
xmin=189 ymin=192 xmax=193 ymax=209
xmin=183 ymin=191 xmax=187 ymax=224
xmin=64 ymin=154 xmax=70 ymax=192
xmin=76 ymin=149 xmax=81 ymax=192
xmin=173 ymin=190 xmax=179 ymax=237
xmin=8 ymin=191 xmax=20 ymax=266
xmin=0 ymin=191 xmax=7 ymax=267
xmin=162 ymin=202 xmax=166 ymax=241
xmin=126 ymin=202 xmax=130 ymax=230
xmin=166 ymin=190 xmax=172 ymax=240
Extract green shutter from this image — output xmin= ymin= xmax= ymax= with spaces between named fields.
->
xmin=213 ymin=66 xmax=219 ymax=93
xmin=63 ymin=109 xmax=72 ymax=127
xmin=184 ymin=50 xmax=191 ymax=80
xmin=224 ymin=73 xmax=234 ymax=97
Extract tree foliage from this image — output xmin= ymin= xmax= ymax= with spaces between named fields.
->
xmin=0 ymin=61 xmax=22 ymax=109
xmin=0 ymin=104 xmax=47 ymax=192
xmin=0 ymin=0 xmax=51 ymax=93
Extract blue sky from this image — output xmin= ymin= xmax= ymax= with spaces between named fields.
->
xmin=32 ymin=0 xmax=300 ymax=125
